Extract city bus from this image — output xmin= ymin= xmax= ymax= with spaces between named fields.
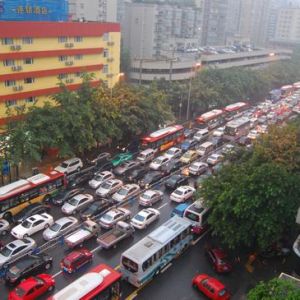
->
xmin=224 ymin=102 xmax=248 ymax=121
xmin=195 ymin=109 xmax=225 ymax=130
xmin=293 ymin=81 xmax=300 ymax=91
xmin=0 ymin=171 xmax=66 ymax=220
xmin=140 ymin=125 xmax=185 ymax=152
xmin=281 ymin=85 xmax=293 ymax=98
xmin=223 ymin=117 xmax=251 ymax=141
xmin=50 ymin=263 xmax=122 ymax=300
xmin=120 ymin=215 xmax=193 ymax=287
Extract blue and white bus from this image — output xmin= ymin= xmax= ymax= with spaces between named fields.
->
xmin=120 ymin=215 xmax=193 ymax=287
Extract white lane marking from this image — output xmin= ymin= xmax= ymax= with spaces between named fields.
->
xmin=192 ymin=230 xmax=210 ymax=246
xmin=157 ymin=203 xmax=168 ymax=210
xmin=53 ymin=270 xmax=62 ymax=278
xmin=161 ymin=262 xmax=172 ymax=273
xmin=91 ymin=244 xmax=103 ymax=253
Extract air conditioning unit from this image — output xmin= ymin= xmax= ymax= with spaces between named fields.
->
xmin=16 ymin=66 xmax=23 ymax=71
xmin=13 ymin=85 xmax=23 ymax=92
xmin=107 ymin=58 xmax=114 ymax=62
xmin=11 ymin=66 xmax=18 ymax=71
xmin=65 ymin=61 xmax=74 ymax=66
xmin=107 ymin=41 xmax=114 ymax=46
xmin=65 ymin=43 xmax=74 ymax=48
xmin=10 ymin=45 xmax=16 ymax=51
xmin=66 ymin=78 xmax=74 ymax=84
xmin=106 ymin=73 xmax=113 ymax=78
xmin=15 ymin=45 xmax=22 ymax=51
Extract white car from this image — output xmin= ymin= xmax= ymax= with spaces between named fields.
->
xmin=207 ymin=153 xmax=224 ymax=165
xmin=96 ymin=179 xmax=123 ymax=197
xmin=0 ymin=219 xmax=9 ymax=235
xmin=149 ymin=156 xmax=170 ymax=170
xmin=0 ymin=238 xmax=36 ymax=268
xmin=61 ymin=194 xmax=94 ymax=215
xmin=112 ymin=184 xmax=141 ymax=203
xmin=54 ymin=157 xmax=83 ymax=174
xmin=139 ymin=190 xmax=163 ymax=206
xmin=212 ymin=127 xmax=225 ymax=137
xmin=130 ymin=208 xmax=160 ymax=229
xmin=98 ymin=207 xmax=131 ymax=229
xmin=89 ymin=171 xmax=114 ymax=189
xmin=221 ymin=144 xmax=235 ymax=155
xmin=43 ymin=216 xmax=78 ymax=241
xmin=11 ymin=213 xmax=54 ymax=239
xmin=256 ymin=124 xmax=268 ymax=134
xmin=170 ymin=186 xmax=196 ymax=203
xmin=193 ymin=128 xmax=209 ymax=142
xmin=164 ymin=147 xmax=182 ymax=160
xmin=247 ymin=129 xmax=259 ymax=140
xmin=188 ymin=161 xmax=208 ymax=176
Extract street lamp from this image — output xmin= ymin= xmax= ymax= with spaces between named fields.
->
xmin=186 ymin=62 xmax=201 ymax=120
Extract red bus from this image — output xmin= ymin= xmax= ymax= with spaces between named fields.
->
xmin=224 ymin=102 xmax=248 ymax=121
xmin=140 ymin=125 xmax=185 ymax=152
xmin=281 ymin=85 xmax=293 ymax=98
xmin=50 ymin=264 xmax=122 ymax=300
xmin=0 ymin=171 xmax=66 ymax=220
xmin=195 ymin=109 xmax=225 ymax=129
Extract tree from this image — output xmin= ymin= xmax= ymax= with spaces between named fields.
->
xmin=247 ymin=278 xmax=300 ymax=300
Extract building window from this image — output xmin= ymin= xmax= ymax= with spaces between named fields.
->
xmin=24 ymin=78 xmax=35 ymax=84
xmin=1 ymin=38 xmax=13 ymax=45
xmin=25 ymin=97 xmax=36 ymax=103
xmin=74 ymin=36 xmax=83 ymax=42
xmin=74 ymin=54 xmax=83 ymax=60
xmin=102 ymin=33 xmax=109 ymax=41
xmin=75 ymin=72 xmax=83 ymax=77
xmin=5 ymin=80 xmax=16 ymax=87
xmin=58 ymin=36 xmax=68 ymax=43
xmin=103 ymin=49 xmax=109 ymax=57
xmin=59 ymin=56 xmax=68 ymax=61
xmin=22 ymin=37 xmax=33 ymax=44
xmin=103 ymin=64 xmax=108 ymax=73
xmin=58 ymin=74 xmax=68 ymax=79
xmin=3 ymin=60 xmax=15 ymax=67
xmin=24 ymin=58 xmax=34 ymax=64
xmin=5 ymin=100 xmax=17 ymax=107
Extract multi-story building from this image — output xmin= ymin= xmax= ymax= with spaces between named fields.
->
xmin=274 ymin=7 xmax=300 ymax=44
xmin=69 ymin=0 xmax=117 ymax=22
xmin=0 ymin=21 xmax=120 ymax=125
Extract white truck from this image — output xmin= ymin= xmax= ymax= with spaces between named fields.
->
xmin=64 ymin=220 xmax=100 ymax=248
xmin=97 ymin=221 xmax=134 ymax=249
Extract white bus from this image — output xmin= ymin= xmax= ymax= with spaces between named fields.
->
xmin=223 ymin=117 xmax=251 ymax=141
xmin=120 ymin=215 xmax=193 ymax=287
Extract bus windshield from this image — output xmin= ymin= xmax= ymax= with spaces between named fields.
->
xmin=185 ymin=211 xmax=200 ymax=222
xmin=122 ymin=257 xmax=138 ymax=273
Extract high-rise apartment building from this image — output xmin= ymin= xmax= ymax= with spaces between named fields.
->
xmin=0 ymin=21 xmax=120 ymax=125
xmin=69 ymin=0 xmax=117 ymax=22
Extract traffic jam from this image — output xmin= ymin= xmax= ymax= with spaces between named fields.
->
xmin=0 ymin=81 xmax=300 ymax=300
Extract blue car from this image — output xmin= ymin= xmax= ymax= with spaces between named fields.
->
xmin=171 ymin=203 xmax=189 ymax=217
xmin=180 ymin=139 xmax=197 ymax=152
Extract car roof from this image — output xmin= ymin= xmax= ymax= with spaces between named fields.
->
xmin=55 ymin=217 xmax=75 ymax=225
xmin=64 ymin=249 xmax=87 ymax=261
xmin=73 ymin=194 xmax=88 ymax=201
xmin=176 ymin=185 xmax=193 ymax=192
xmin=17 ymin=276 xmax=41 ymax=291
xmin=63 ymin=157 xmax=80 ymax=164
xmin=137 ymin=209 xmax=153 ymax=217
xmin=143 ymin=190 xmax=158 ymax=197
xmin=7 ymin=239 xmax=27 ymax=249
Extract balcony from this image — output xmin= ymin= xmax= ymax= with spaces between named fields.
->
xmin=65 ymin=61 xmax=74 ymax=66
xmin=11 ymin=66 xmax=23 ymax=72
xmin=65 ymin=43 xmax=74 ymax=48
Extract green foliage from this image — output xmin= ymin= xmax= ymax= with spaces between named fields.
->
xmin=201 ymin=122 xmax=300 ymax=250
xmin=247 ymin=278 xmax=300 ymax=300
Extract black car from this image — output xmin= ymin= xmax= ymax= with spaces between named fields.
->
xmin=52 ymin=188 xmax=84 ymax=206
xmin=161 ymin=159 xmax=183 ymax=176
xmin=67 ymin=172 xmax=94 ymax=189
xmin=165 ymin=174 xmax=189 ymax=190
xmin=80 ymin=198 xmax=111 ymax=220
xmin=139 ymin=171 xmax=164 ymax=189
xmin=13 ymin=203 xmax=51 ymax=223
xmin=5 ymin=253 xmax=53 ymax=285
xmin=95 ymin=161 xmax=114 ymax=173
xmin=126 ymin=166 xmax=148 ymax=183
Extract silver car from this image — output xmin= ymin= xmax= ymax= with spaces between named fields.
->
xmin=88 ymin=171 xmax=114 ymax=189
xmin=112 ymin=184 xmax=140 ymax=203
xmin=43 ymin=216 xmax=78 ymax=241
xmin=96 ymin=179 xmax=123 ymax=197
xmin=98 ymin=207 xmax=131 ymax=229
xmin=0 ymin=237 xmax=36 ymax=267
xmin=139 ymin=190 xmax=163 ymax=206
xmin=61 ymin=194 xmax=94 ymax=215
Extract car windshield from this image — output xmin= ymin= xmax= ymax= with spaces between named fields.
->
xmin=118 ymin=188 xmax=128 ymax=196
xmin=168 ymin=176 xmax=179 ymax=184
xmin=142 ymin=193 xmax=151 ymax=200
xmin=0 ymin=246 xmax=12 ymax=257
xmin=102 ymin=214 xmax=113 ymax=221
xmin=167 ymin=149 xmax=176 ymax=155
xmin=67 ymin=198 xmax=80 ymax=206
xmin=134 ymin=214 xmax=145 ymax=222
xmin=183 ymin=152 xmax=191 ymax=159
xmin=219 ymin=289 xmax=227 ymax=296
xmin=60 ymin=162 xmax=68 ymax=168
xmin=9 ymin=265 xmax=21 ymax=275
xmin=15 ymin=287 xmax=26 ymax=297
xmin=49 ymin=222 xmax=61 ymax=232
xmin=101 ymin=182 xmax=111 ymax=189
xmin=174 ymin=190 xmax=183 ymax=196
xmin=94 ymin=175 xmax=103 ymax=181
xmin=153 ymin=158 xmax=163 ymax=164
xmin=21 ymin=220 xmax=32 ymax=228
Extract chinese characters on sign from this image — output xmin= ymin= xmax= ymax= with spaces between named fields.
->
xmin=16 ymin=6 xmax=48 ymax=15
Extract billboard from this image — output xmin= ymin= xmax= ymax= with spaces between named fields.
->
xmin=0 ymin=0 xmax=68 ymax=21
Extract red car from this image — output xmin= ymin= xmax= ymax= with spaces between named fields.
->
xmin=8 ymin=274 xmax=55 ymax=300
xmin=192 ymin=274 xmax=230 ymax=300
xmin=206 ymin=248 xmax=232 ymax=273
xmin=60 ymin=248 xmax=93 ymax=274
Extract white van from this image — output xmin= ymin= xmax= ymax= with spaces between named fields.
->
xmin=136 ymin=148 xmax=155 ymax=164
xmin=183 ymin=200 xmax=210 ymax=235
xmin=196 ymin=141 xmax=214 ymax=156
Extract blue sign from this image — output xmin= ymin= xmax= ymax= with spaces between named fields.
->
xmin=0 ymin=0 xmax=68 ymax=21
xmin=2 ymin=160 xmax=10 ymax=176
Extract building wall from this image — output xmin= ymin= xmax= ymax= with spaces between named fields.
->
xmin=0 ymin=21 xmax=120 ymax=125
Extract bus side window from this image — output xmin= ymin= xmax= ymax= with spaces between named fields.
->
xmin=56 ymin=178 xmax=64 ymax=188
xmin=158 ymin=248 xmax=163 ymax=259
